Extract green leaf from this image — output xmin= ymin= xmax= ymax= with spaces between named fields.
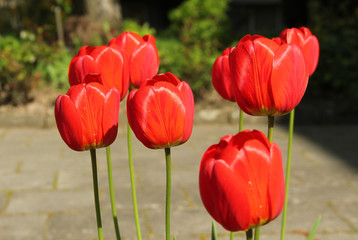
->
xmin=307 ymin=215 xmax=322 ymax=240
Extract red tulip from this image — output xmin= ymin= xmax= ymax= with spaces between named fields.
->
xmin=127 ymin=72 xmax=194 ymax=149
xmin=229 ymin=35 xmax=308 ymax=116
xmin=68 ymin=45 xmax=129 ymax=100
xmin=55 ymin=81 xmax=120 ymax=151
xmin=199 ymin=130 xmax=285 ymax=231
xmin=279 ymin=27 xmax=319 ymax=76
xmin=212 ymin=47 xmax=236 ymax=102
xmin=109 ymin=31 xmax=160 ymax=89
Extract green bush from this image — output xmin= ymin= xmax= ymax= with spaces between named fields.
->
xmin=168 ymin=0 xmax=230 ymax=96
xmin=122 ymin=19 xmax=156 ymax=36
xmin=35 ymin=44 xmax=72 ymax=90
xmin=0 ymin=30 xmax=72 ymax=105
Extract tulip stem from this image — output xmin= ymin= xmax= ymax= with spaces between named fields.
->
xmin=106 ymin=146 xmax=121 ymax=240
xmin=211 ymin=221 xmax=218 ymax=240
xmin=268 ymin=116 xmax=275 ymax=143
xmin=165 ymin=147 xmax=172 ymax=240
xmin=280 ymin=109 xmax=295 ymax=240
xmin=254 ymin=226 xmax=260 ymax=240
xmin=90 ymin=149 xmax=104 ymax=240
xmin=127 ymin=122 xmax=142 ymax=240
xmin=239 ymin=109 xmax=244 ymax=132
xmin=246 ymin=229 xmax=253 ymax=240
xmin=230 ymin=231 xmax=235 ymax=240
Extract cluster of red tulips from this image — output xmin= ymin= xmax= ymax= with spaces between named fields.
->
xmin=205 ymin=27 xmax=319 ymax=239
xmin=55 ymin=31 xmax=195 ymax=240
xmin=54 ymin=26 xmax=319 ymax=240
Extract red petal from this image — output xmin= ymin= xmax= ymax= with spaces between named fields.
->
xmin=127 ymin=82 xmax=185 ymax=148
xmin=102 ymin=88 xmax=120 ymax=147
xmin=109 ymin=31 xmax=143 ymax=58
xmin=68 ymin=55 xmax=100 ymax=86
xmin=94 ymin=46 xmax=129 ymax=100
xmin=230 ymin=36 xmax=278 ymax=115
xmin=270 ymin=44 xmax=308 ymax=114
xmin=267 ymin=143 xmax=285 ymax=220
xmin=55 ymin=95 xmax=84 ymax=151
xmin=177 ymin=81 xmax=194 ymax=143
xmin=212 ymin=48 xmax=235 ymax=102
xmin=129 ymin=41 xmax=159 ymax=88
xmin=302 ymin=35 xmax=319 ymax=76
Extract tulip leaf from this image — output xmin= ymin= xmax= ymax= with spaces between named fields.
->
xmin=173 ymin=236 xmax=176 ymax=240
xmin=306 ymin=215 xmax=322 ymax=240
xmin=211 ymin=221 xmax=218 ymax=240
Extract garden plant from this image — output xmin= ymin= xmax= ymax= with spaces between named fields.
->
xmin=54 ymin=25 xmax=320 ymax=240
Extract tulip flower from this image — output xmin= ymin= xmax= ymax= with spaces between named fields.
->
xmin=229 ymin=34 xmax=308 ymax=116
xmin=279 ymin=27 xmax=319 ymax=76
xmin=127 ymin=72 xmax=194 ymax=149
xmin=68 ymin=45 xmax=129 ymax=100
xmin=212 ymin=47 xmax=236 ymax=102
xmin=109 ymin=31 xmax=160 ymax=88
xmin=199 ymin=130 xmax=285 ymax=232
xmin=55 ymin=81 xmax=120 ymax=151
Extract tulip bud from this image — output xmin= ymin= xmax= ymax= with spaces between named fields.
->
xmin=127 ymin=72 xmax=194 ymax=149
xmin=68 ymin=45 xmax=129 ymax=100
xmin=55 ymin=82 xmax=120 ymax=151
xmin=212 ymin=47 xmax=236 ymax=102
xmin=279 ymin=27 xmax=319 ymax=76
xmin=110 ymin=31 xmax=160 ymax=89
xmin=229 ymin=35 xmax=308 ymax=116
xmin=199 ymin=130 xmax=285 ymax=231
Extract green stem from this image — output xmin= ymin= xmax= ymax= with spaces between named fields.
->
xmin=165 ymin=147 xmax=172 ymax=240
xmin=268 ymin=116 xmax=275 ymax=143
xmin=106 ymin=146 xmax=121 ymax=240
xmin=127 ymin=122 xmax=142 ymax=240
xmin=254 ymin=226 xmax=260 ymax=240
xmin=280 ymin=109 xmax=295 ymax=240
xmin=239 ymin=109 xmax=244 ymax=132
xmin=230 ymin=231 xmax=234 ymax=240
xmin=90 ymin=149 xmax=104 ymax=240
xmin=246 ymin=229 xmax=253 ymax=240
xmin=211 ymin=221 xmax=217 ymax=240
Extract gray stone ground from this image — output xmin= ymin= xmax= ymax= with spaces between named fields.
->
xmin=0 ymin=109 xmax=357 ymax=240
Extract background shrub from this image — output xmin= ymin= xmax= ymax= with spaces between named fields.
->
xmin=0 ymin=30 xmax=71 ymax=105
xmin=167 ymin=0 xmax=230 ymax=96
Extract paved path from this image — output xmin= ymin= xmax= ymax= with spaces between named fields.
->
xmin=0 ymin=118 xmax=357 ymax=240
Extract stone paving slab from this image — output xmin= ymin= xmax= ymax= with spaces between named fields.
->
xmin=0 ymin=122 xmax=357 ymax=240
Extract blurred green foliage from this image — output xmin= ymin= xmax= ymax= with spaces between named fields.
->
xmin=167 ymin=0 xmax=230 ymax=95
xmin=0 ymin=30 xmax=71 ymax=105
xmin=122 ymin=19 xmax=156 ymax=36
xmin=308 ymin=0 xmax=358 ymax=101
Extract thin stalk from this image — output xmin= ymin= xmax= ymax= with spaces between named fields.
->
xmin=230 ymin=231 xmax=234 ymax=240
xmin=246 ymin=229 xmax=253 ymax=240
xmin=106 ymin=146 xmax=121 ymax=240
xmin=127 ymin=122 xmax=142 ymax=240
xmin=165 ymin=147 xmax=172 ymax=240
xmin=280 ymin=109 xmax=295 ymax=240
xmin=239 ymin=109 xmax=244 ymax=132
xmin=211 ymin=221 xmax=218 ymax=240
xmin=90 ymin=149 xmax=104 ymax=240
xmin=268 ymin=116 xmax=275 ymax=143
xmin=254 ymin=226 xmax=260 ymax=240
